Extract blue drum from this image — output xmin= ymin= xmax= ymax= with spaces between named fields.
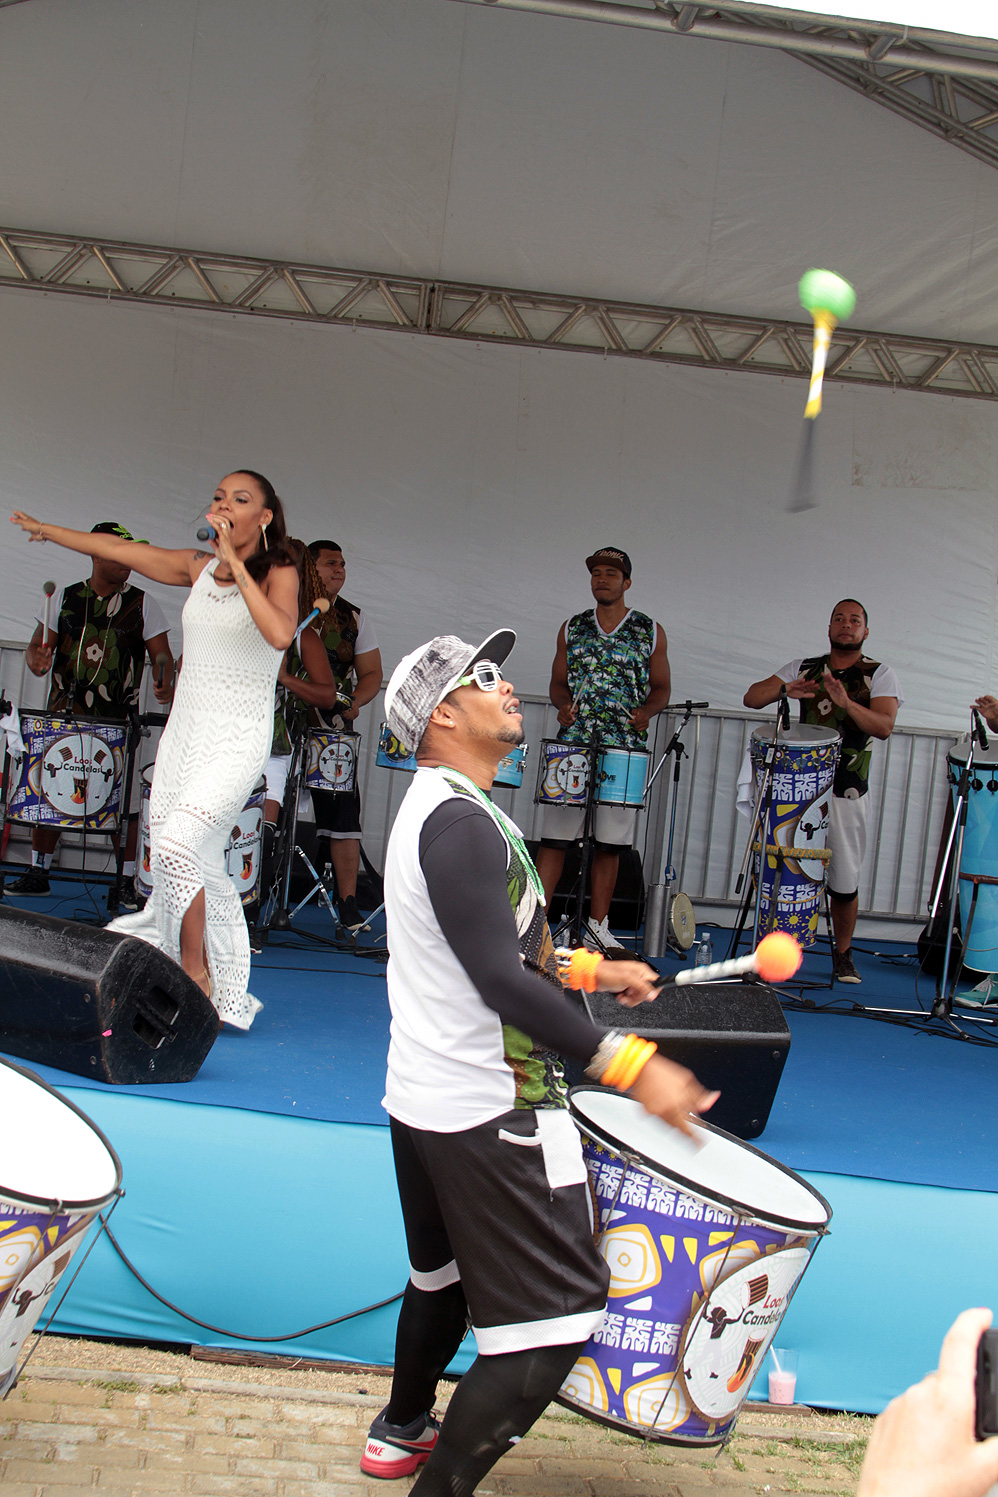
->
xmin=304 ymin=731 xmax=359 ymax=794
xmin=377 ymin=723 xmax=527 ymax=788
xmin=5 ymin=713 xmax=128 ymax=832
xmin=559 ymin=1089 xmax=830 ymax=1448
xmin=749 ymin=725 xmax=838 ymax=950
xmin=950 ymin=736 xmax=998 ymax=973
xmin=597 ymin=747 xmax=650 ymax=808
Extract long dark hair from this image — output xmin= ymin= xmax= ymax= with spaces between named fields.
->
xmin=230 ymin=469 xmax=296 ymax=582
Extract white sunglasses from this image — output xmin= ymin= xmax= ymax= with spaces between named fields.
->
xmin=456 ymin=659 xmax=504 ymax=692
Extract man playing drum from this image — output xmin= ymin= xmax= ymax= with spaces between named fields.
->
xmin=307 ymin=540 xmax=382 ymax=932
xmin=11 ymin=522 xmax=174 ymax=905
xmin=362 ymin=629 xmax=715 ymax=1493
xmin=743 ymin=599 xmax=902 ymax=985
xmin=536 ymin=548 xmax=671 ymax=948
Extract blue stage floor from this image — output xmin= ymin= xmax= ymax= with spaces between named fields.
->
xmin=4 ymin=883 xmax=998 ymax=1414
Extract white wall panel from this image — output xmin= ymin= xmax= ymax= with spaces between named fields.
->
xmin=0 ymin=287 xmax=995 ymax=739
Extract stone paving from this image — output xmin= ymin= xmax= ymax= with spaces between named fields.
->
xmin=0 ymin=1350 xmax=871 ymax=1497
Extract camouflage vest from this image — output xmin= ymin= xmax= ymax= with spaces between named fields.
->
xmin=443 ymin=772 xmax=568 ymax=1111
xmin=561 ymin=608 xmax=655 ymax=751
xmin=49 ymin=581 xmax=147 ymax=718
xmin=798 ymin=653 xmax=882 ymax=797
xmin=317 ymin=595 xmax=360 ymax=700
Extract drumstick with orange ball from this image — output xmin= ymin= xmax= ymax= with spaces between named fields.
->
xmin=670 ymin=931 xmax=802 ymax=989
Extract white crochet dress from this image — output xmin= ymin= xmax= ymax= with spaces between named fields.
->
xmin=110 ymin=562 xmax=282 ymax=1029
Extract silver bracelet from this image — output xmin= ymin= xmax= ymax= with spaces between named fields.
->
xmin=584 ymin=1030 xmax=627 ymax=1083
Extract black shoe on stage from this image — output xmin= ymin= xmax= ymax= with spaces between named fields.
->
xmin=6 ymin=868 xmax=50 ymax=896
xmin=118 ymin=877 xmax=140 ymax=910
xmin=338 ymin=895 xmax=365 ymax=933
xmin=833 ymin=949 xmax=861 ymax=984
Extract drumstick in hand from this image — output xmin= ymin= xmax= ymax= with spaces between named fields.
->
xmin=670 ymin=932 xmax=802 ymax=989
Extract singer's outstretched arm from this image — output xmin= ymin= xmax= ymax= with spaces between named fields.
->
xmin=10 ymin=513 xmax=200 ymax=588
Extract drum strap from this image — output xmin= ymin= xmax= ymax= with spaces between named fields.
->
xmin=439 ymin=769 xmax=546 ymax=902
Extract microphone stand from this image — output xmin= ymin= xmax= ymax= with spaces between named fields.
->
xmin=642 ymin=701 xmax=707 ymax=959
xmin=931 ymin=709 xmax=986 ymax=1022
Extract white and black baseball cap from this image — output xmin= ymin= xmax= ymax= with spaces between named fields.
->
xmin=384 ymin=629 xmax=516 ymax=753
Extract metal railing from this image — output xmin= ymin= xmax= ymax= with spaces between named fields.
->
xmin=0 ymin=638 xmax=958 ymax=921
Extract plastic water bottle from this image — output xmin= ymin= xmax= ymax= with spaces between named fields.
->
xmin=695 ymin=932 xmax=713 ymax=967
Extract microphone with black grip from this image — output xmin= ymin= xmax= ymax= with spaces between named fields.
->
xmin=974 ymin=708 xmax=990 ymax=752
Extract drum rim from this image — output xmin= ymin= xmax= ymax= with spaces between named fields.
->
xmin=0 ymin=1055 xmax=123 ymax=1211
xmin=569 ymin=1085 xmax=832 ymax=1233
xmin=554 ymin=1390 xmax=725 ymax=1448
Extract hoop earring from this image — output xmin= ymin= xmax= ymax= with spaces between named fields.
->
xmin=260 ymin=523 xmax=269 ymax=552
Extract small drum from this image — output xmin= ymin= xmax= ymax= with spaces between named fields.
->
xmin=376 ymin=724 xmax=528 ymax=789
xmin=560 ymin=1089 xmax=830 ymax=1446
xmin=597 ymin=747 xmax=650 ymax=808
xmin=0 ymin=1056 xmax=121 ymax=1395
xmin=749 ymin=725 xmax=839 ymax=949
xmin=949 ymin=735 xmax=998 ymax=973
xmin=495 ymin=743 xmax=528 ymax=790
xmin=536 ymin=739 xmax=591 ymax=805
xmin=5 ymin=714 xmax=128 ymax=833
xmin=304 ymin=731 xmax=359 ymax=794
xmin=138 ymin=768 xmax=266 ymax=907
xmin=376 ymin=722 xmax=417 ymax=772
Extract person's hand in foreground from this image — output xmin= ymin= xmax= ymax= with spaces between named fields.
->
xmin=856 ymin=1308 xmax=998 ymax=1497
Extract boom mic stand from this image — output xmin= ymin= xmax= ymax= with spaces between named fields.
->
xmin=643 ymin=701 xmax=707 ymax=959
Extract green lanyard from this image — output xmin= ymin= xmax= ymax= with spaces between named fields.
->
xmin=439 ymin=768 xmax=546 ymax=903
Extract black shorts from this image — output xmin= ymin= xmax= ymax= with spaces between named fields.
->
xmin=310 ymin=786 xmax=362 ymax=839
xmin=390 ymin=1108 xmax=608 ymax=1354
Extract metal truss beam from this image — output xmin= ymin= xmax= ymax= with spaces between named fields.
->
xmin=2 ymin=225 xmax=998 ymax=401
xmin=450 ymin=0 xmax=998 ymax=168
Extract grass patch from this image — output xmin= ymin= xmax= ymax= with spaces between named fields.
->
xmin=152 ymin=1382 xmax=184 ymax=1396
xmin=94 ymin=1378 xmax=140 ymax=1393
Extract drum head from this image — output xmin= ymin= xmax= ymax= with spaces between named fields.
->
xmin=949 ymin=734 xmax=998 ymax=773
xmin=750 ymin=723 xmax=839 ymax=749
xmin=669 ymin=892 xmax=696 ymax=950
xmin=0 ymin=1059 xmax=121 ymax=1208
xmin=570 ymin=1087 xmax=830 ymax=1232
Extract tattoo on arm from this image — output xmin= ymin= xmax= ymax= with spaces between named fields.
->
xmin=233 ymin=565 xmax=249 ymax=591
xmin=193 ymin=550 xmax=212 ymax=562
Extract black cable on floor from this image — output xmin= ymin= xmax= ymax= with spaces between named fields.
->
xmin=100 ymin=1213 xmax=403 ymax=1341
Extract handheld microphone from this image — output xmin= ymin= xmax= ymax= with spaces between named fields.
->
xmin=974 ymin=707 xmax=990 ymax=752
xmin=41 ymin=580 xmax=55 ymax=654
xmin=155 ymin=653 xmax=169 ymax=692
xmin=293 ymin=596 xmax=331 ymax=644
xmin=196 ymin=525 xmax=216 ymax=544
xmin=778 ymin=685 xmax=791 ymax=732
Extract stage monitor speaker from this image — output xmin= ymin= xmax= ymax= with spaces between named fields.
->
xmin=579 ymin=980 xmax=790 ymax=1139
xmin=0 ymin=906 xmax=219 ymax=1084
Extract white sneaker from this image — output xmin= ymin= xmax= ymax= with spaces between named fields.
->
xmin=584 ymin=916 xmax=613 ymax=950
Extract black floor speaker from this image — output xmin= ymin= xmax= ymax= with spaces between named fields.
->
xmin=579 ymin=980 xmax=790 ymax=1139
xmin=0 ymin=906 xmax=220 ymax=1084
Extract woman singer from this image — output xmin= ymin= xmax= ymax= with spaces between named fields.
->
xmin=11 ymin=470 xmax=298 ymax=1030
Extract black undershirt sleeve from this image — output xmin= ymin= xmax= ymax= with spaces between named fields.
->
xmin=418 ymin=799 xmax=608 ymax=1065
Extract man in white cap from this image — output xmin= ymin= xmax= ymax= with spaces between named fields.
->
xmin=360 ymin=628 xmax=715 ymax=1494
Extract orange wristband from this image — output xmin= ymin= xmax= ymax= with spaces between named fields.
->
xmin=614 ymin=1040 xmax=657 ymax=1092
xmin=560 ymin=948 xmax=602 ymax=993
xmin=601 ymin=1034 xmax=641 ymax=1088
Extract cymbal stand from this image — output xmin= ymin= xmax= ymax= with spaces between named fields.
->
xmin=643 ymin=701 xmax=706 ymax=959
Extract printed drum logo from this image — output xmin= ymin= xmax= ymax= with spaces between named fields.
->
xmin=40 ymin=734 xmax=117 ymax=818
xmin=318 ymin=739 xmax=356 ymax=788
xmin=679 ymin=1246 xmax=811 ymax=1422
xmin=226 ymin=809 xmax=263 ymax=888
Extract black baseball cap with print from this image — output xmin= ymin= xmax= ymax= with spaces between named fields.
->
xmin=585 ymin=547 xmax=631 ymax=578
xmin=91 ymin=521 xmax=149 ymax=544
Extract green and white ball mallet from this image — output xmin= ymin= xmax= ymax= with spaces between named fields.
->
xmin=789 ymin=268 xmax=856 ymax=510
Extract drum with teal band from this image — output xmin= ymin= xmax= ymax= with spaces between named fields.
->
xmin=949 ymin=735 xmax=998 ymax=973
xmin=377 ymin=723 xmax=527 ymax=788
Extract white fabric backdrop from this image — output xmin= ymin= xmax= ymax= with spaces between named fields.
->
xmin=0 ymin=287 xmax=994 ymax=735
xmin=745 ymin=0 xmax=998 ymax=41
xmin=1 ymin=0 xmax=997 ymax=343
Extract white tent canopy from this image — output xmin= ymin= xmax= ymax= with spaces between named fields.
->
xmin=743 ymin=0 xmax=998 ymax=43
xmin=0 ymin=0 xmax=995 ymax=738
